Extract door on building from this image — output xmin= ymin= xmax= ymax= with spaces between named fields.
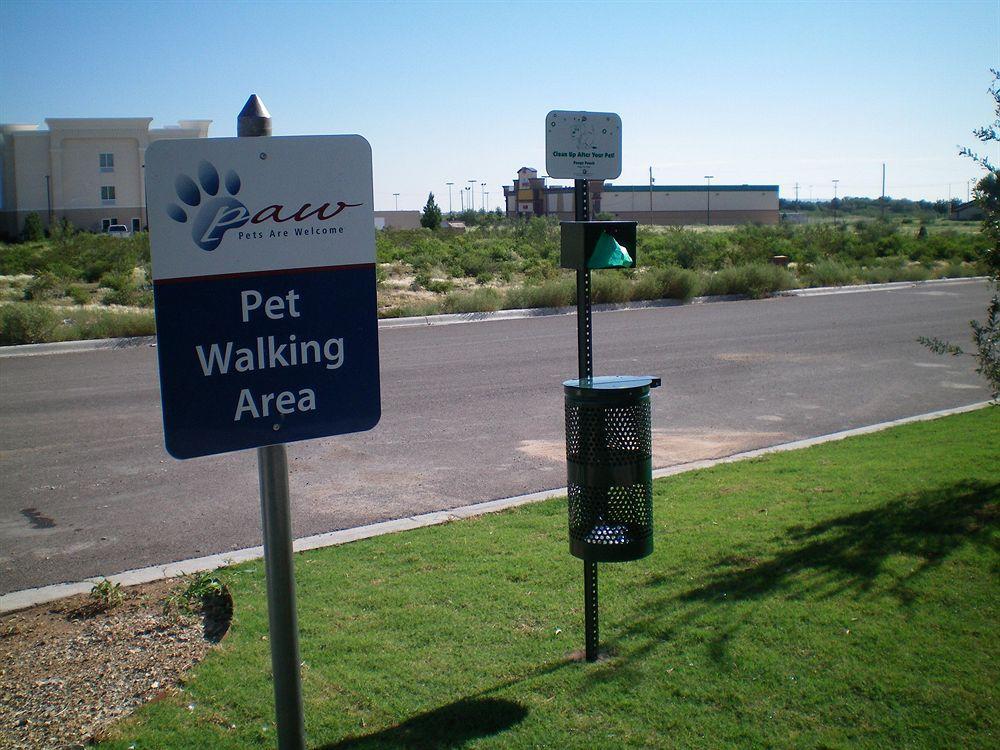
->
xmin=131 ymin=218 xmax=141 ymax=233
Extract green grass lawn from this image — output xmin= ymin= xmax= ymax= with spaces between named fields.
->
xmin=103 ymin=408 xmax=998 ymax=749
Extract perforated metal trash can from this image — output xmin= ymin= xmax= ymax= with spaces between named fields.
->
xmin=564 ymin=376 xmax=661 ymax=563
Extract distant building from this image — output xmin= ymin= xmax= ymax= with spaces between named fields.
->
xmin=0 ymin=117 xmax=211 ymax=238
xmin=951 ymin=200 xmax=984 ymax=221
xmin=503 ymin=167 xmax=779 ymax=225
xmin=374 ymin=210 xmax=421 ymax=230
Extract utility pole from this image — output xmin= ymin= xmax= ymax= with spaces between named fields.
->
xmin=881 ymin=164 xmax=886 ymax=221
xmin=704 ymin=175 xmax=713 ymax=226
xmin=446 ymin=182 xmax=453 ymax=215
xmin=832 ymin=179 xmax=839 ymax=224
xmin=649 ymin=166 xmax=654 ymax=225
xmin=794 ymin=182 xmax=799 ymax=211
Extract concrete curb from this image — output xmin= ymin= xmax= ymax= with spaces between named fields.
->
xmin=0 ymin=276 xmax=988 ymax=357
xmin=778 ymin=276 xmax=989 ymax=298
xmin=1 ymin=399 xmax=992 ymax=614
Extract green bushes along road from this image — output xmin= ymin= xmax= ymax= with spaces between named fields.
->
xmin=0 ymin=216 xmax=986 ymax=344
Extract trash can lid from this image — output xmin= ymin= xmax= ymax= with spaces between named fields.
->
xmin=563 ymin=375 xmax=661 ymax=394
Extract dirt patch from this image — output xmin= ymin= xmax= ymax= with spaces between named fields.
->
xmin=0 ymin=577 xmax=228 ymax=749
xmin=519 ymin=428 xmax=788 ymax=467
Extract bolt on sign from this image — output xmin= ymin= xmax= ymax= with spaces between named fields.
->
xmin=145 ymin=136 xmax=380 ymax=459
xmin=545 ymin=110 xmax=622 ymax=180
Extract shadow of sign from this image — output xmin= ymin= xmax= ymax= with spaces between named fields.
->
xmin=318 ymin=697 xmax=528 ymax=749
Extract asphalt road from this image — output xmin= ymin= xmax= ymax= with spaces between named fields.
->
xmin=0 ymin=280 xmax=993 ymax=594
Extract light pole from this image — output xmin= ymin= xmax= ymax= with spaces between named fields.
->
xmin=484 ymin=192 xmax=489 ymax=212
xmin=704 ymin=175 xmax=714 ymax=226
xmin=460 ymin=188 xmax=465 ymax=212
xmin=446 ymin=182 xmax=454 ymax=215
xmin=832 ymin=179 xmax=839 ymax=224
xmin=467 ymin=179 xmax=476 ymax=212
xmin=393 ymin=193 xmax=400 ymax=211
xmin=481 ymin=182 xmax=486 ymax=213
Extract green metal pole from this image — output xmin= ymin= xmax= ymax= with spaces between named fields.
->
xmin=575 ymin=178 xmax=599 ymax=663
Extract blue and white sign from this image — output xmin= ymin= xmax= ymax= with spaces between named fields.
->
xmin=146 ymin=135 xmax=380 ymax=459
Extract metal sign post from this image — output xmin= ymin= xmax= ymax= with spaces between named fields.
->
xmin=552 ymin=111 xmax=654 ymax=664
xmin=573 ymin=178 xmax=599 ymax=662
xmin=238 ymin=96 xmax=306 ymax=750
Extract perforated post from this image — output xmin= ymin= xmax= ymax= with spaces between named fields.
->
xmin=574 ymin=177 xmax=600 ymax=662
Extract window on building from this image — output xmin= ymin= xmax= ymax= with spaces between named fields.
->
xmin=101 ymin=186 xmax=116 ymax=202
xmin=131 ymin=218 xmax=141 ymax=233
xmin=101 ymin=218 xmax=119 ymax=231
xmin=99 ymin=153 xmax=114 ymax=172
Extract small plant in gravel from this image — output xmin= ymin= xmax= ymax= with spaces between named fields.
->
xmin=90 ymin=578 xmax=124 ymax=611
xmin=164 ymin=572 xmax=226 ymax=614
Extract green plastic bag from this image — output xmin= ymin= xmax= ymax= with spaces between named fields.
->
xmin=588 ymin=232 xmax=634 ymax=269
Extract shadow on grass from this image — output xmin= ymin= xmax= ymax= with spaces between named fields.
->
xmin=317 ymin=697 xmax=528 ymax=749
xmin=602 ymin=481 xmax=998 ymax=668
xmin=681 ymin=480 xmax=999 ymax=605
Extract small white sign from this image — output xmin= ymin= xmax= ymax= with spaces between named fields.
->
xmin=545 ymin=111 xmax=622 ymax=180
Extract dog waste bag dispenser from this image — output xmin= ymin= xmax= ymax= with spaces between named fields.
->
xmin=564 ymin=376 xmax=660 ymax=561
xmin=560 ymin=221 xmax=638 ymax=271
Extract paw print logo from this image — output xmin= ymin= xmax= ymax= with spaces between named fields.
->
xmin=166 ymin=161 xmax=248 ymax=252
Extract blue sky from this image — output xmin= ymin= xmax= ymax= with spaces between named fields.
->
xmin=2 ymin=0 xmax=997 ymax=210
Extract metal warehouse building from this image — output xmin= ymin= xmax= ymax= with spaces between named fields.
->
xmin=504 ymin=167 xmax=779 ymax=225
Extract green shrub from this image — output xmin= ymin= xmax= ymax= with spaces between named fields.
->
xmin=630 ymin=266 xmax=699 ymax=301
xmin=61 ymin=309 xmax=156 ymax=340
xmin=22 ymin=272 xmax=62 ymax=301
xmin=21 ymin=212 xmax=44 ymax=242
xmin=0 ymin=302 xmax=59 ymax=345
xmin=702 ymin=264 xmax=796 ymax=299
xmin=66 ymin=284 xmax=90 ymax=305
xmin=804 ymin=260 xmax=856 ymax=287
xmin=591 ymin=271 xmax=631 ymax=303
xmin=441 ymin=287 xmax=503 ymax=313
xmin=102 ymin=287 xmax=140 ymax=306
xmin=504 ymin=276 xmax=576 ymax=310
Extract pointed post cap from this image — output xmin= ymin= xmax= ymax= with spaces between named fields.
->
xmin=237 ymin=94 xmax=271 ymax=137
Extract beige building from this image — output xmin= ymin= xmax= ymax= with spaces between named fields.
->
xmin=1 ymin=117 xmax=211 ymax=238
xmin=504 ymin=167 xmax=779 ymax=225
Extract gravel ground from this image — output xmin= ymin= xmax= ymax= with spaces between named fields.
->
xmin=0 ymin=578 xmax=226 ymax=749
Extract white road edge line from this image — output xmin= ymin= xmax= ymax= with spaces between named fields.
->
xmin=0 ymin=276 xmax=988 ymax=357
xmin=1 ymin=399 xmax=992 ymax=614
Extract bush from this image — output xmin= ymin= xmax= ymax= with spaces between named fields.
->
xmin=0 ymin=302 xmax=59 ymax=345
xmin=630 ymin=266 xmax=699 ymax=301
xmin=804 ymin=260 xmax=856 ymax=287
xmin=590 ymin=271 xmax=632 ymax=303
xmin=21 ymin=212 xmax=44 ymax=242
xmin=22 ymin=272 xmax=62 ymax=301
xmin=701 ymin=264 xmax=796 ymax=299
xmin=66 ymin=284 xmax=90 ymax=305
xmin=441 ymin=287 xmax=503 ymax=313
xmin=504 ymin=276 xmax=576 ymax=310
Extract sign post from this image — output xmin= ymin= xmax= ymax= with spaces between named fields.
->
xmin=146 ymin=95 xmax=380 ymax=748
xmin=239 ymin=96 xmax=305 ymax=750
xmin=549 ymin=111 xmax=658 ymax=663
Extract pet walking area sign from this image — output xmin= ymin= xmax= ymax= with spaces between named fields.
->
xmin=145 ymin=135 xmax=380 ymax=459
